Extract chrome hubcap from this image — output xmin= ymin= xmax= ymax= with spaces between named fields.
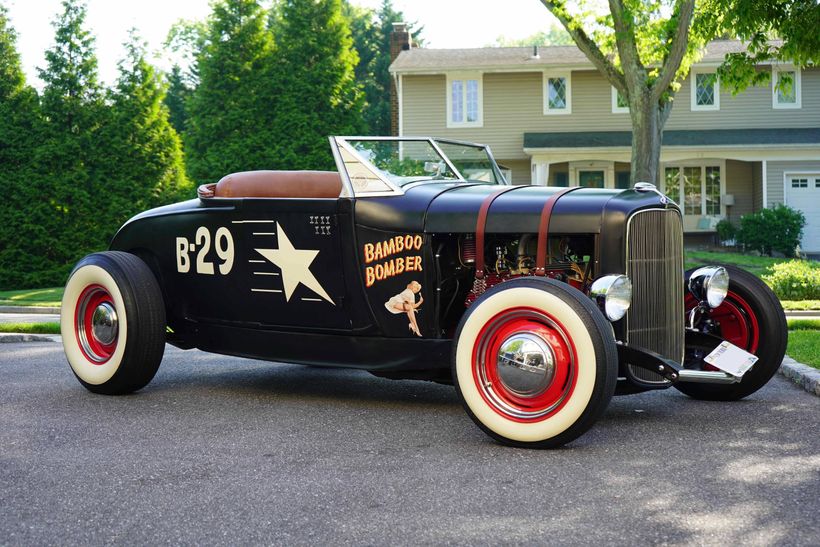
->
xmin=91 ymin=302 xmax=118 ymax=345
xmin=496 ymin=333 xmax=555 ymax=397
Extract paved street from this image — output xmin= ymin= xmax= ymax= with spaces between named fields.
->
xmin=1 ymin=342 xmax=818 ymax=545
xmin=0 ymin=312 xmax=60 ymax=324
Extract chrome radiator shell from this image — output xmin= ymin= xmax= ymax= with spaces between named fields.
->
xmin=624 ymin=208 xmax=685 ymax=384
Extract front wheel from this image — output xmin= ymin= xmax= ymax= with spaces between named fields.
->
xmin=675 ymin=265 xmax=787 ymax=401
xmin=452 ymin=277 xmax=618 ymax=449
xmin=61 ymin=251 xmax=166 ymax=395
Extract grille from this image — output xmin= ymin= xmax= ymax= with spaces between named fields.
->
xmin=625 ymin=209 xmax=684 ymax=383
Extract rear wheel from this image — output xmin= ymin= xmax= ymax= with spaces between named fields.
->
xmin=61 ymin=251 xmax=166 ymax=395
xmin=675 ymin=265 xmax=787 ymax=401
xmin=452 ymin=277 xmax=617 ymax=448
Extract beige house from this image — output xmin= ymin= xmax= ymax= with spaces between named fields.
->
xmin=388 ymin=34 xmax=820 ymax=252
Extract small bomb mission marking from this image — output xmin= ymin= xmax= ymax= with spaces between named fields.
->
xmin=363 ymin=235 xmax=423 ymax=287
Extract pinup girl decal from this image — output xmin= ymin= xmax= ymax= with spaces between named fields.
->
xmin=385 ymin=281 xmax=424 ymax=337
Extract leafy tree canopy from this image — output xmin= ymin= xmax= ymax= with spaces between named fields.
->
xmin=488 ymin=24 xmax=573 ymax=47
xmin=538 ymin=0 xmax=820 ymax=185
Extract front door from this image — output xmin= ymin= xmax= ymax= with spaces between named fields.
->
xmin=578 ymin=169 xmax=605 ymax=188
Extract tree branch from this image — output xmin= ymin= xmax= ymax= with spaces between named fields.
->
xmin=651 ymin=0 xmax=696 ymax=101
xmin=538 ymin=0 xmax=627 ymax=95
xmin=608 ymin=0 xmax=643 ymax=89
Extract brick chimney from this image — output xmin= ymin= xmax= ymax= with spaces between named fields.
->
xmin=390 ymin=23 xmax=412 ymax=136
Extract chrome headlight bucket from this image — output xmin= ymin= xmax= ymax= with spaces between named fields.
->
xmin=688 ymin=266 xmax=729 ymax=308
xmin=590 ymin=274 xmax=632 ymax=321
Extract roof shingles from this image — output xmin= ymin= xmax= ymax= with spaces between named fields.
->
xmin=389 ymin=40 xmax=778 ymax=73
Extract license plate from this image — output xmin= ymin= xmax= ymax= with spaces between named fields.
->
xmin=703 ymin=341 xmax=758 ymax=378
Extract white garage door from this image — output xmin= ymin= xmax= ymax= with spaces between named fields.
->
xmin=785 ymin=173 xmax=820 ymax=254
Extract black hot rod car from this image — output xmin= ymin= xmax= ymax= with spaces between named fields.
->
xmin=61 ymin=136 xmax=787 ymax=448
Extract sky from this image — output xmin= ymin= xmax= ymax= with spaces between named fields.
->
xmin=4 ymin=0 xmax=559 ymax=89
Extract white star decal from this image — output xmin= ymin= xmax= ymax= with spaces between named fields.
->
xmin=254 ymin=222 xmax=335 ymax=305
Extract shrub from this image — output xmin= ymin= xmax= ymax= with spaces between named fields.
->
xmin=737 ymin=204 xmax=805 ymax=257
xmin=762 ymin=260 xmax=820 ymax=300
xmin=715 ymin=219 xmax=737 ymax=244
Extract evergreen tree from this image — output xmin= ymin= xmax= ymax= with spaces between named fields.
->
xmin=345 ymin=0 xmax=422 ymax=135
xmin=33 ymin=0 xmax=107 ymax=285
xmin=164 ymin=64 xmax=192 ymax=134
xmin=185 ymin=0 xmax=274 ymax=183
xmin=0 ymin=4 xmax=42 ymax=288
xmin=103 ymin=31 xmax=189 ymax=233
xmin=269 ymin=0 xmax=364 ymax=169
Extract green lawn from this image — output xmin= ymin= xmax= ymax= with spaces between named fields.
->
xmin=685 ymin=250 xmax=786 ymax=278
xmin=0 ymin=287 xmax=63 ymax=307
xmin=787 ymin=330 xmax=819 ymax=370
xmin=785 ymin=319 xmax=819 ymax=369
xmin=0 ymin=322 xmax=60 ymax=334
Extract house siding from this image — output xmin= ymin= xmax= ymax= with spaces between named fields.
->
xmin=498 ymin=159 xmax=532 ymax=184
xmin=752 ymin=161 xmax=763 ymax=211
xmin=725 ymin=160 xmax=755 ymax=223
xmin=767 ymin=160 xmax=820 ymax=205
xmin=402 ymin=68 xmax=820 ymax=162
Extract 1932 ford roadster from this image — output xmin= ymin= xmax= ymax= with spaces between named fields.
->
xmin=61 ymin=137 xmax=788 ymax=448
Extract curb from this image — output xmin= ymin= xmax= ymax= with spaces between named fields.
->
xmin=0 ymin=333 xmax=58 ymax=343
xmin=0 ymin=306 xmax=61 ymax=314
xmin=778 ymin=356 xmax=820 ymax=397
xmin=784 ymin=310 xmax=820 ymax=317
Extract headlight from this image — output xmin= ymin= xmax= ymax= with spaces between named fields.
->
xmin=590 ymin=275 xmax=632 ymax=321
xmin=688 ymin=266 xmax=729 ymax=308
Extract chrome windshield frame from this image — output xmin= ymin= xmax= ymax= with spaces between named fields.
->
xmin=330 ymin=136 xmax=508 ymax=198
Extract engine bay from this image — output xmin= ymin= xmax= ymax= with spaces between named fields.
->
xmin=433 ymin=233 xmax=596 ymax=335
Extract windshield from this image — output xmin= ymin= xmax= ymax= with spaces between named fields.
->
xmin=341 ymin=138 xmax=502 ymax=188
xmin=435 ymin=141 xmax=501 ymax=184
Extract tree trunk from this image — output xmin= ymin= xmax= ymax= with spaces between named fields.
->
xmin=629 ymin=90 xmax=664 ymax=186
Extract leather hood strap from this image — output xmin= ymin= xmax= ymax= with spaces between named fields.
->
xmin=535 ymin=187 xmax=581 ymax=275
xmin=474 ymin=186 xmax=522 ymax=279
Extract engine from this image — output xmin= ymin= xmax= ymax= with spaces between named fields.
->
xmin=458 ymin=233 xmax=595 ymax=306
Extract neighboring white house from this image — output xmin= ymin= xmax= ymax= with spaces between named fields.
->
xmin=388 ymin=31 xmax=820 ymax=252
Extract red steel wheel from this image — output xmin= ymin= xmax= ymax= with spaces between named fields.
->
xmin=472 ymin=308 xmax=577 ymax=422
xmin=74 ymin=284 xmax=119 ymax=364
xmin=453 ymin=277 xmax=618 ymax=448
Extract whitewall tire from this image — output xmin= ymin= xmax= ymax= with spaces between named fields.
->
xmin=61 ymin=251 xmax=166 ymax=395
xmin=452 ymin=277 xmax=618 ymax=448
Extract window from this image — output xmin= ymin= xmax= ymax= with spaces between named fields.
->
xmin=705 ymin=166 xmax=721 ymax=215
xmin=791 ymin=178 xmax=808 ymax=188
xmin=446 ymin=73 xmax=482 ymax=128
xmin=544 ymin=71 xmax=571 ymax=114
xmin=683 ymin=167 xmax=702 ymax=215
xmin=773 ymin=67 xmax=801 ymax=109
xmin=611 ymin=87 xmax=629 ymax=114
xmin=663 ymin=164 xmax=723 ymax=219
xmin=691 ymin=69 xmax=719 ymax=111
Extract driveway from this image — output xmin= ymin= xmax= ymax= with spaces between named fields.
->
xmin=2 ymin=342 xmax=818 ymax=545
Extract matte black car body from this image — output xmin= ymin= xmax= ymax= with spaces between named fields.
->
xmin=111 ymin=169 xmax=671 ymax=390
xmin=62 ymin=136 xmax=786 ymax=448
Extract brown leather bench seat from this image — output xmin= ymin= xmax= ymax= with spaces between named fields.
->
xmin=197 ymin=170 xmax=343 ymax=199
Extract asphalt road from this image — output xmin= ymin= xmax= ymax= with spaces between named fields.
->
xmin=2 ymin=342 xmax=818 ymax=545
xmin=0 ymin=312 xmax=60 ymax=324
